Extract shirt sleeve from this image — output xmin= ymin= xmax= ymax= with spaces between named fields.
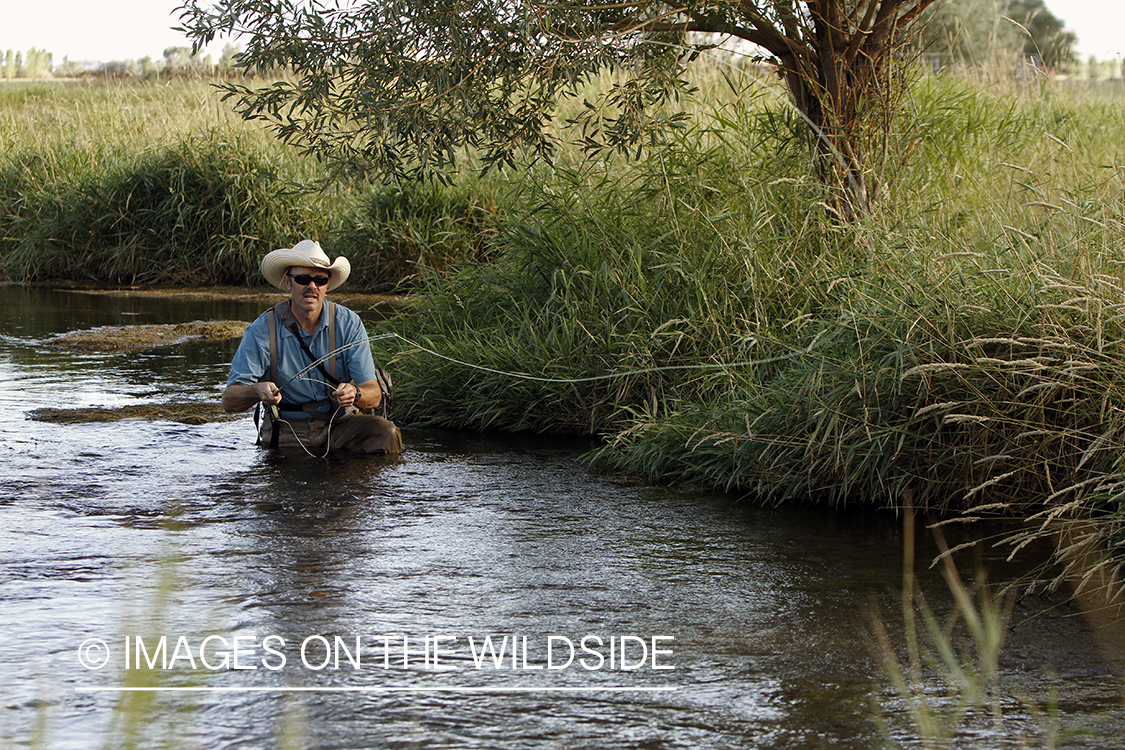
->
xmin=336 ymin=306 xmax=378 ymax=385
xmin=227 ymin=313 xmax=271 ymax=387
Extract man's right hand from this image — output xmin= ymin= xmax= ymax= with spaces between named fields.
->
xmin=221 ymin=382 xmax=282 ymax=413
xmin=254 ymin=382 xmax=283 ymax=406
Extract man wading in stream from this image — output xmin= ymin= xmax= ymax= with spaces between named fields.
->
xmin=222 ymin=240 xmax=403 ymax=454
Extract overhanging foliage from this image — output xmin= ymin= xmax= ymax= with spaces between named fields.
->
xmin=178 ymin=0 xmax=936 ymax=215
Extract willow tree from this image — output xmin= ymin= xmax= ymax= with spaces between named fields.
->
xmin=177 ymin=0 xmax=936 ymax=217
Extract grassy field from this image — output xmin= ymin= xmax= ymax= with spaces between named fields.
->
xmin=0 ymin=79 xmax=494 ymax=288
xmin=2 ymin=70 xmax=1124 ymax=599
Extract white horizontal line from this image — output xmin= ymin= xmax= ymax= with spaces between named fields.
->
xmin=75 ymin=685 xmax=678 ymax=694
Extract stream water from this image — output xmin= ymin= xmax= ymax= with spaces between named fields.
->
xmin=1 ymin=285 xmax=1122 ymax=749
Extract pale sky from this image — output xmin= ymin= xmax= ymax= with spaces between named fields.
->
xmin=0 ymin=0 xmax=1121 ymax=64
xmin=0 ymin=1 xmax=229 ymax=63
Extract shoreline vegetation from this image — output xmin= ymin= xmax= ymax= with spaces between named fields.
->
xmin=2 ymin=71 xmax=1124 ymax=605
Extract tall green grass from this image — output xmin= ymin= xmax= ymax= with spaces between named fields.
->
xmin=373 ymin=68 xmax=1125 ymax=592
xmin=0 ymin=80 xmax=498 ymax=287
xmin=584 ymin=73 xmax=1125 ymax=592
xmin=871 ymin=514 xmax=1052 ymax=748
xmin=329 ymin=179 xmax=504 ymax=291
xmin=0 ymin=81 xmax=317 ymax=283
xmin=3 ymin=132 xmax=325 ymax=284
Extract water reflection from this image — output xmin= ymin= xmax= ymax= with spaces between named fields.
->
xmin=0 ymin=287 xmax=1122 ymax=749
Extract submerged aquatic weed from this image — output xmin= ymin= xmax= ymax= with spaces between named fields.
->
xmin=46 ymin=321 xmax=249 ymax=351
xmin=28 ymin=403 xmax=240 ymax=425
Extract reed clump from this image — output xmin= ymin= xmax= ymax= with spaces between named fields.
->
xmin=2 ymin=132 xmax=327 ymax=285
xmin=375 ymin=69 xmax=1125 ymax=592
xmin=328 ymin=179 xmax=504 ymax=291
xmin=0 ymin=80 xmax=331 ymax=285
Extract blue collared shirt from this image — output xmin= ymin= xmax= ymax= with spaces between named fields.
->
xmin=227 ymin=302 xmax=377 ymax=419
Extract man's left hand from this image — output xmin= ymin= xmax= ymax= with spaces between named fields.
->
xmin=330 ymin=382 xmax=357 ymax=408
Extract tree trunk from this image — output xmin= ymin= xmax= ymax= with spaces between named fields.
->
xmin=733 ymin=0 xmax=934 ymax=220
xmin=777 ymin=38 xmax=894 ymax=220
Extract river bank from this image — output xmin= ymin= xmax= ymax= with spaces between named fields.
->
xmin=10 ymin=280 xmax=409 ymax=308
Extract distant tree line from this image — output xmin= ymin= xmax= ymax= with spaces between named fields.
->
xmin=916 ymin=0 xmax=1077 ymax=69
xmin=1086 ymin=57 xmax=1125 ymax=80
xmin=0 ymin=44 xmax=243 ymax=80
xmin=96 ymin=44 xmax=245 ymax=78
xmin=2 ymin=48 xmax=53 ymax=79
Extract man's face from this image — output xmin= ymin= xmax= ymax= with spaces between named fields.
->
xmin=285 ymin=265 xmax=330 ymax=318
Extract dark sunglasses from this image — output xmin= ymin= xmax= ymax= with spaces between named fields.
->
xmin=288 ymin=273 xmax=331 ymax=287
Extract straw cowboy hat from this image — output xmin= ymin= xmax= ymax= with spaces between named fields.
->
xmin=261 ymin=240 xmax=351 ymax=292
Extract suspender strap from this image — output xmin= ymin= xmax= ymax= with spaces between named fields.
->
xmin=267 ymin=306 xmax=279 ymax=385
xmin=327 ymin=301 xmax=337 ymax=382
xmin=264 ymin=305 xmax=281 ymax=448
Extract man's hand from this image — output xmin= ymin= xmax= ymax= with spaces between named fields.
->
xmin=330 ymin=382 xmax=357 ymax=409
xmin=221 ymin=382 xmax=282 ymax=413
xmin=330 ymin=380 xmax=381 ymax=411
xmin=256 ymin=382 xmax=282 ymax=406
